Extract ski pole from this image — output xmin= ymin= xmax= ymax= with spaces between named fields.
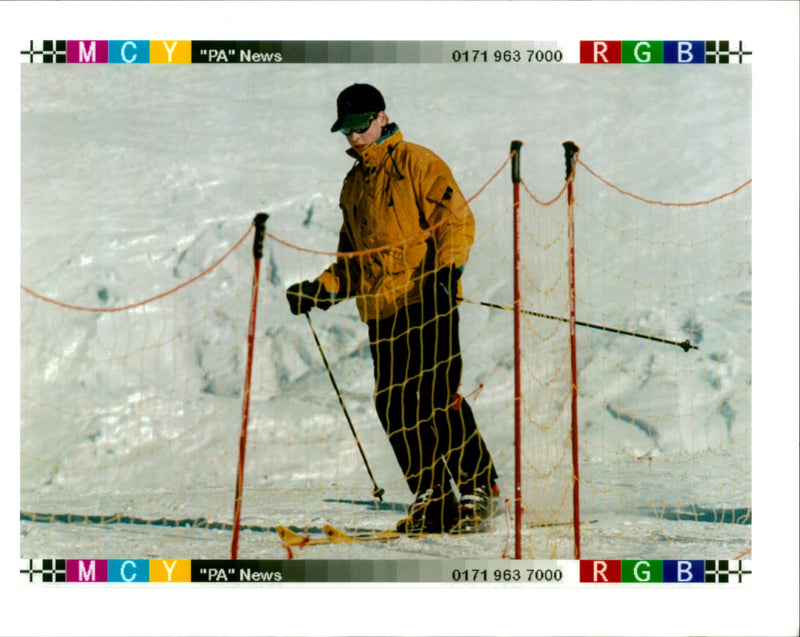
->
xmin=457 ymin=296 xmax=698 ymax=352
xmin=305 ymin=313 xmax=385 ymax=502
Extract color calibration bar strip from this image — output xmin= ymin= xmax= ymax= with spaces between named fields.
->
xmin=19 ymin=40 xmax=752 ymax=64
xmin=20 ymin=559 xmax=751 ymax=584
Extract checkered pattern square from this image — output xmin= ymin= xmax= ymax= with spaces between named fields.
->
xmin=705 ymin=40 xmax=752 ymax=64
xmin=705 ymin=559 xmax=751 ymax=583
xmin=20 ymin=559 xmax=66 ymax=583
xmin=20 ymin=41 xmax=67 ymax=64
xmin=706 ymin=41 xmax=731 ymax=64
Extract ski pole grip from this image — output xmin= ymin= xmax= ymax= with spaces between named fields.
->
xmin=562 ymin=141 xmax=579 ymax=181
xmin=510 ymin=140 xmax=523 ymax=184
xmin=252 ymin=213 xmax=269 ymax=260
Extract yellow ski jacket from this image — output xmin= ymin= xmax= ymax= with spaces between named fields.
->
xmin=317 ymin=125 xmax=475 ymax=322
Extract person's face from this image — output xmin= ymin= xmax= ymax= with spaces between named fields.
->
xmin=344 ymin=111 xmax=388 ymax=155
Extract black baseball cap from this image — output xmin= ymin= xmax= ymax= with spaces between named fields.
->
xmin=330 ymin=83 xmax=386 ymax=133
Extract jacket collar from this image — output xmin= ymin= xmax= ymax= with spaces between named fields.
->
xmin=345 ymin=123 xmax=404 ymax=170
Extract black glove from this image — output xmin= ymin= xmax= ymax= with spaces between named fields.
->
xmin=421 ymin=265 xmax=461 ymax=316
xmin=286 ymin=280 xmax=333 ymax=315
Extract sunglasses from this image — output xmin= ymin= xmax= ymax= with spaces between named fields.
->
xmin=341 ymin=113 xmax=377 ymax=136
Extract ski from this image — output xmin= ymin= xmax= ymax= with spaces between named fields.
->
xmin=323 ymin=524 xmax=404 ymax=544
xmin=276 ymin=525 xmax=331 ymax=546
xmin=276 ymin=524 xmax=406 ymax=547
xmin=277 ymin=518 xmax=594 ymax=549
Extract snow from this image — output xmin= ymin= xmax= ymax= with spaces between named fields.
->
xmin=19 ymin=60 xmax=754 ymax=563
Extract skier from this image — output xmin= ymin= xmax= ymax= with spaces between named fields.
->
xmin=286 ymin=83 xmax=498 ymax=534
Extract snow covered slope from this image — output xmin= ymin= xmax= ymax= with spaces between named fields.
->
xmin=20 ymin=62 xmax=751 ymax=559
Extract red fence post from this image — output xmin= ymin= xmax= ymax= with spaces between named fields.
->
xmin=231 ymin=212 xmax=268 ymax=560
xmin=563 ymin=141 xmax=581 ymax=560
xmin=510 ymin=140 xmax=523 ymax=560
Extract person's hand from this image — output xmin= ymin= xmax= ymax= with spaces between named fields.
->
xmin=286 ymin=280 xmax=333 ymax=315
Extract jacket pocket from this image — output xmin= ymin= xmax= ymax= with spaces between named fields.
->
xmin=424 ymin=175 xmax=454 ymax=208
